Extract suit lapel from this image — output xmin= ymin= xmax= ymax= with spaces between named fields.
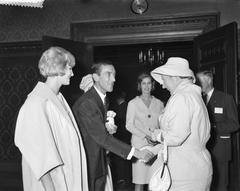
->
xmin=89 ymin=87 xmax=106 ymax=120
xmin=207 ymin=89 xmax=216 ymax=107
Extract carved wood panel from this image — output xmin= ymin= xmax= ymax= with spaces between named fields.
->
xmin=71 ymin=12 xmax=220 ymax=45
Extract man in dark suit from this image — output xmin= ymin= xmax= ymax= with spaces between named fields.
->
xmin=196 ymin=70 xmax=239 ymax=191
xmin=73 ymin=61 xmax=153 ymax=191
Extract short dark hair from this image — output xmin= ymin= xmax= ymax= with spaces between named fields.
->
xmin=91 ymin=60 xmax=113 ymax=75
xmin=137 ymin=72 xmax=155 ymax=94
xmin=197 ymin=70 xmax=213 ymax=80
xmin=196 ymin=69 xmax=214 ymax=87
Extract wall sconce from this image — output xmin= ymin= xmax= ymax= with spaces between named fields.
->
xmin=131 ymin=0 xmax=148 ymax=15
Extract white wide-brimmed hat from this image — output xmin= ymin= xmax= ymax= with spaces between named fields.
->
xmin=151 ymin=57 xmax=195 ymax=84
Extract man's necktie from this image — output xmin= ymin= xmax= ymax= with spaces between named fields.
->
xmin=103 ymin=96 xmax=109 ymax=114
xmin=202 ymin=94 xmax=208 ymax=105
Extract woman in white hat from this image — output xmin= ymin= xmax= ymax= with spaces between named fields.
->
xmin=150 ymin=57 xmax=212 ymax=191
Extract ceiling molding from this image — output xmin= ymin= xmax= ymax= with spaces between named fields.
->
xmin=71 ymin=12 xmax=220 ymax=46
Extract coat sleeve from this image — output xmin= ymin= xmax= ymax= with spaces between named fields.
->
xmin=162 ymin=94 xmax=191 ymax=146
xmin=73 ymin=98 xmax=132 ymax=159
xmin=14 ymin=97 xmax=63 ymax=180
xmin=216 ymin=95 xmax=239 ymax=134
xmin=126 ymin=100 xmax=148 ymax=138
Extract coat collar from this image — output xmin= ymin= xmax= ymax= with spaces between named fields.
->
xmin=172 ymin=80 xmax=201 ymax=96
xmin=29 ymin=82 xmax=72 ymax=124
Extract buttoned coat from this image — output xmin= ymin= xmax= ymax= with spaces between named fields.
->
xmin=158 ymin=81 xmax=212 ymax=190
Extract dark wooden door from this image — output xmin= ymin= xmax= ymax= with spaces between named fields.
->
xmin=194 ymin=22 xmax=239 ymax=191
xmin=194 ymin=22 xmax=238 ymax=99
xmin=42 ymin=36 xmax=92 ymax=106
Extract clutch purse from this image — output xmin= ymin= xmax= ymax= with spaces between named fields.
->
xmin=149 ymin=140 xmax=171 ymax=191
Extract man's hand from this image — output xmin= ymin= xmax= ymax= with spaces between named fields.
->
xmin=133 ymin=149 xmax=154 ymax=163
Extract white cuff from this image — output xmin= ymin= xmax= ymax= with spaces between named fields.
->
xmin=156 ymin=131 xmax=164 ymax=143
xmin=127 ymin=147 xmax=135 ymax=160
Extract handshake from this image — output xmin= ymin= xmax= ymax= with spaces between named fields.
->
xmin=134 ymin=129 xmax=164 ymax=163
xmin=133 ymin=147 xmax=155 ymax=163
xmin=105 ymin=111 xmax=155 ymax=162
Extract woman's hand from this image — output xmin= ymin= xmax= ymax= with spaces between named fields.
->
xmin=151 ymin=129 xmax=162 ymax=142
xmin=145 ymin=135 xmax=158 ymax=146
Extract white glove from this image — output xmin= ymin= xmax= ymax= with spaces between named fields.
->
xmin=151 ymin=129 xmax=162 ymax=142
xmin=79 ymin=74 xmax=94 ymax=92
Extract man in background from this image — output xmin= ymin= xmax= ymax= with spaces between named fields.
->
xmin=196 ymin=70 xmax=239 ymax=191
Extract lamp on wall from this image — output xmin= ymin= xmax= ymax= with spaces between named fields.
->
xmin=131 ymin=0 xmax=148 ymax=15
xmin=138 ymin=48 xmax=165 ymax=66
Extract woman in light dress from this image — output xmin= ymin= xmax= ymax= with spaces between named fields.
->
xmin=150 ymin=57 xmax=212 ymax=191
xmin=126 ymin=72 xmax=164 ymax=191
xmin=15 ymin=47 xmax=88 ymax=191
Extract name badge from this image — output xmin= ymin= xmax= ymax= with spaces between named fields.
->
xmin=214 ymin=107 xmax=223 ymax=114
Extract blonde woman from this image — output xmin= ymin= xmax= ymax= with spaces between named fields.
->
xmin=126 ymin=72 xmax=164 ymax=191
xmin=15 ymin=47 xmax=88 ymax=191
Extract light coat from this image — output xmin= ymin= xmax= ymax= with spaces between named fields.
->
xmin=159 ymin=80 xmax=212 ymax=190
xmin=15 ymin=82 xmax=88 ymax=191
xmin=126 ymin=96 xmax=164 ymax=148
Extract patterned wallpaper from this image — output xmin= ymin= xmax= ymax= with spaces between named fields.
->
xmin=0 ymin=54 xmax=41 ymax=161
xmin=0 ymin=1 xmax=239 ymax=43
xmin=0 ymin=1 xmax=134 ymax=42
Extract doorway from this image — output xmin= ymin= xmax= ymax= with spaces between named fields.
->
xmin=71 ymin=12 xmax=239 ymax=191
xmin=71 ymin=12 xmax=220 ymax=104
xmin=94 ymin=41 xmax=193 ymax=104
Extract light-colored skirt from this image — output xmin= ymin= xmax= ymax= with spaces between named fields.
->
xmin=132 ymin=160 xmax=151 ymax=184
xmin=169 ymin=176 xmax=212 ymax=191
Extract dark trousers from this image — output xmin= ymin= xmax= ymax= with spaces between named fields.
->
xmin=211 ymin=158 xmax=229 ymax=191
xmin=110 ymin=154 xmax=132 ymax=187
